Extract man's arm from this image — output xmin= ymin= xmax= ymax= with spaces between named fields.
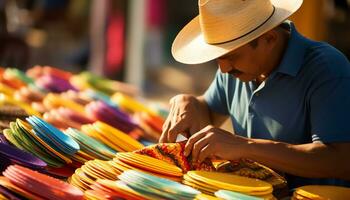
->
xmin=159 ymin=94 xmax=229 ymax=143
xmin=197 ymin=96 xmax=228 ymax=128
xmin=247 ymin=139 xmax=350 ymax=180
xmin=184 ymin=126 xmax=350 ymax=181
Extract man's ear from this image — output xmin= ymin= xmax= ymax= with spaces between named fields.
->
xmin=261 ymin=29 xmax=278 ymax=45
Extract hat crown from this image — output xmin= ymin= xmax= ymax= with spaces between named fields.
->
xmin=199 ymin=0 xmax=274 ymax=44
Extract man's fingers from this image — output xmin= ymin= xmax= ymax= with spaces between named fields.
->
xmin=198 ymin=144 xmax=212 ymax=163
xmin=191 ymin=135 xmax=211 ymax=162
xmin=160 ymin=117 xmax=171 ymax=142
xmin=159 ymin=130 xmax=169 ymax=143
xmin=189 ymin=124 xmax=201 ymax=136
xmin=167 ymin=120 xmax=188 ymax=142
xmin=160 ymin=94 xmax=202 ymax=143
xmin=160 ymin=115 xmax=173 ymax=142
xmin=160 ymin=103 xmax=176 ymax=142
xmin=184 ymin=127 xmax=211 ymax=156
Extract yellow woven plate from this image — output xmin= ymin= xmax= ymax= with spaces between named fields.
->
xmin=195 ymin=193 xmax=222 ymax=200
xmin=116 ymin=152 xmax=183 ymax=177
xmin=183 ymin=180 xmax=216 ymax=194
xmin=0 ymin=94 xmax=41 ymax=117
xmin=183 ymin=174 xmax=217 ymax=193
xmin=70 ymin=173 xmax=90 ymax=191
xmin=44 ymin=93 xmax=85 ymax=114
xmin=75 ymin=150 xmax=96 ymax=161
xmin=81 ymin=124 xmax=124 ymax=152
xmin=75 ymin=168 xmax=95 ymax=185
xmin=81 ymin=165 xmax=106 ymax=180
xmin=295 ymin=185 xmax=350 ymax=200
xmin=111 ymin=158 xmax=182 ymax=182
xmin=96 ymin=179 xmax=151 ymax=200
xmin=111 ymin=92 xmax=157 ymax=115
xmin=0 ymin=83 xmax=14 ymax=96
xmin=82 ymin=161 xmax=116 ymax=180
xmin=94 ymin=121 xmax=144 ymax=151
xmin=89 ymin=160 xmax=118 ymax=180
xmin=70 ymin=151 xmax=91 ymax=164
xmin=187 ymin=171 xmax=272 ymax=195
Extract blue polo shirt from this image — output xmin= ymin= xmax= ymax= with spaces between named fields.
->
xmin=204 ymin=21 xmax=350 ymax=188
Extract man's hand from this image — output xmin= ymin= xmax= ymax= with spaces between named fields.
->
xmin=159 ymin=94 xmax=211 ymax=143
xmin=184 ymin=125 xmax=249 ymax=163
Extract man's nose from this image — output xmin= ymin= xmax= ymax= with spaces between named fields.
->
xmin=217 ymin=59 xmax=231 ymax=73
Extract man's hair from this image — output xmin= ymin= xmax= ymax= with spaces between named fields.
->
xmin=248 ymin=38 xmax=259 ymax=48
xmin=248 ymin=23 xmax=287 ymax=49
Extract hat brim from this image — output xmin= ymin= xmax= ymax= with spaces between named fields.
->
xmin=172 ymin=0 xmax=303 ymax=64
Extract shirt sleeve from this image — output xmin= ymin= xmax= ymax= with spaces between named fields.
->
xmin=204 ymin=69 xmax=229 ymax=115
xmin=310 ymin=78 xmax=350 ymax=143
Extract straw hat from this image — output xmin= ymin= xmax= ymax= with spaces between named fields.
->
xmin=172 ymin=0 xmax=303 ymax=64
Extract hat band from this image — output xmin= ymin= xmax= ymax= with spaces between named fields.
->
xmin=209 ymin=6 xmax=276 ymax=45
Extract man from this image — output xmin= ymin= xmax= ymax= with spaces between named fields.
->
xmin=160 ymin=0 xmax=350 ymax=188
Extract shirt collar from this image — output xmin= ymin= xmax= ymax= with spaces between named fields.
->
xmin=273 ymin=21 xmax=309 ymax=77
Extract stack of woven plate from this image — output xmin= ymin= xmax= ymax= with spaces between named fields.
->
xmin=81 ymin=121 xmax=144 ymax=152
xmin=69 ymin=159 xmax=119 ymax=191
xmin=84 ymin=170 xmax=200 ymax=200
xmin=292 ymin=185 xmax=350 ymax=200
xmin=184 ymin=171 xmax=275 ymax=199
xmin=111 ymin=152 xmax=183 ymax=182
xmin=1 ymin=165 xmax=83 ymax=200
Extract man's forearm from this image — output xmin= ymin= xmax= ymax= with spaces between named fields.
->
xmin=197 ymin=96 xmax=228 ymax=127
xmin=245 ymin=139 xmax=350 ymax=180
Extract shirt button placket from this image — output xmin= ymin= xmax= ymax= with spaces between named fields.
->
xmin=248 ymin=99 xmax=255 ymax=117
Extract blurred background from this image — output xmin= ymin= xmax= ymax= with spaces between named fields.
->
xmin=1 ymin=0 xmax=350 ymax=102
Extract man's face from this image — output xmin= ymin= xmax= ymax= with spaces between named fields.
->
xmin=217 ymin=40 xmax=267 ymax=82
